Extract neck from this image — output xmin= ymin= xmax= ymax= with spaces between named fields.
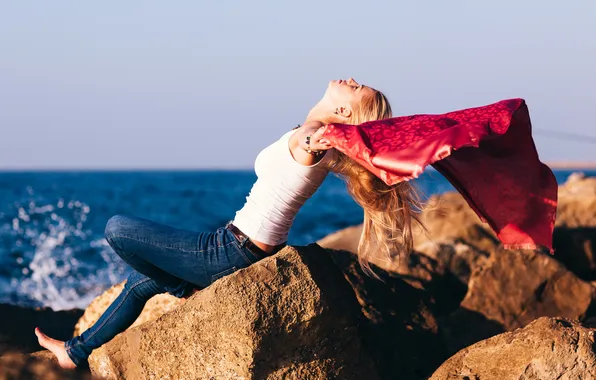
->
xmin=305 ymin=104 xmax=338 ymax=125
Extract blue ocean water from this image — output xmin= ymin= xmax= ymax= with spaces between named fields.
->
xmin=0 ymin=169 xmax=592 ymax=310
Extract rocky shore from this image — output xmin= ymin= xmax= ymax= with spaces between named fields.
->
xmin=2 ymin=173 xmax=596 ymax=379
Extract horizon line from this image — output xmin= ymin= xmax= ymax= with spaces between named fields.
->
xmin=1 ymin=162 xmax=596 ymax=172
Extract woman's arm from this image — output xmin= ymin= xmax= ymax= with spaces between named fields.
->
xmin=288 ymin=121 xmax=333 ymax=166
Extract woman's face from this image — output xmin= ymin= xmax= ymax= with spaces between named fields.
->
xmin=324 ymin=78 xmax=376 ymax=113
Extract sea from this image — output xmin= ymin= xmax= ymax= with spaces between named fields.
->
xmin=0 ymin=169 xmax=593 ymax=311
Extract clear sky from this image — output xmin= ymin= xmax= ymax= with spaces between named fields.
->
xmin=1 ymin=0 xmax=595 ymax=169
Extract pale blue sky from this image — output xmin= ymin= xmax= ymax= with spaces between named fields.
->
xmin=1 ymin=0 xmax=595 ymax=169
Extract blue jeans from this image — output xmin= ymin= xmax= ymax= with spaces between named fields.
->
xmin=65 ymin=215 xmax=265 ymax=365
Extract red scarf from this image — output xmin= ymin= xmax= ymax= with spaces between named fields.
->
xmin=323 ymin=99 xmax=558 ymax=251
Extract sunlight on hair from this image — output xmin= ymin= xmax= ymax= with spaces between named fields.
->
xmin=330 ymin=89 xmax=427 ymax=279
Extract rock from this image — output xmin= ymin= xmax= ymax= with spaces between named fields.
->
xmin=414 ymin=192 xmax=500 ymax=255
xmin=0 ymin=304 xmax=83 ymax=355
xmin=462 ymin=248 xmax=593 ymax=330
xmin=566 ymin=171 xmax=586 ymax=183
xmin=440 ymin=248 xmax=594 ymax=355
xmin=414 ymin=240 xmax=489 ymax=286
xmin=0 ymin=351 xmax=96 ymax=380
xmin=88 ymin=245 xmax=379 ymax=380
xmin=557 ymin=173 xmax=596 ymax=223
xmin=404 ymin=241 xmax=488 ymax=316
xmin=430 ymin=317 xmax=596 ymax=380
xmin=326 ymin=248 xmax=445 ymax=380
xmin=73 ymin=282 xmax=182 ymax=337
xmin=553 ymin=174 xmax=596 ymax=280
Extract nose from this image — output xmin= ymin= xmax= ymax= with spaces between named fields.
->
xmin=347 ymin=78 xmax=359 ymax=86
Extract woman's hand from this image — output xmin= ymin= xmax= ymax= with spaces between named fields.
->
xmin=289 ymin=122 xmax=334 ymax=166
xmin=308 ymin=126 xmax=332 ymax=151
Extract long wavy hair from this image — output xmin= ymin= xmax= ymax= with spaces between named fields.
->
xmin=330 ymin=90 xmax=424 ymax=279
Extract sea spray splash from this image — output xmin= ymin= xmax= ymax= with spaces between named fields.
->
xmin=2 ymin=193 xmax=128 ymax=310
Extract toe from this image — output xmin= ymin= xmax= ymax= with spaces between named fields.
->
xmin=35 ymin=327 xmax=47 ymax=340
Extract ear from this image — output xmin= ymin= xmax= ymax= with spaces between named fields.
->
xmin=334 ymin=106 xmax=352 ymax=119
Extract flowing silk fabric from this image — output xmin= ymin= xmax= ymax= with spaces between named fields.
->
xmin=323 ymin=99 xmax=558 ymax=251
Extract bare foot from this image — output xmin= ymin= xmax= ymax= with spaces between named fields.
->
xmin=34 ymin=327 xmax=77 ymax=369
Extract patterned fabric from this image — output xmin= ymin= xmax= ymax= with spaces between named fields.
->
xmin=323 ymin=99 xmax=558 ymax=251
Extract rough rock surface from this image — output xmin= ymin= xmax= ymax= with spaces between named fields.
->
xmin=430 ymin=317 xmax=596 ymax=380
xmin=89 ymin=245 xmax=378 ymax=380
xmin=414 ymin=240 xmax=489 ymax=286
xmin=440 ymin=247 xmax=594 ymax=354
xmin=0 ymin=351 xmax=97 ymax=380
xmin=460 ymin=248 xmax=592 ymax=330
xmin=73 ymin=282 xmax=182 ymax=336
xmin=0 ymin=303 xmax=83 ymax=355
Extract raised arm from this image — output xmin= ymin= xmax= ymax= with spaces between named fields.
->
xmin=288 ymin=121 xmax=333 ymax=166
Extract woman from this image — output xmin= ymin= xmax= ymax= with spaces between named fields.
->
xmin=34 ymin=78 xmax=421 ymax=368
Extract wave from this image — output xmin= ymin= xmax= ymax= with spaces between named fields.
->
xmin=1 ymin=193 xmax=128 ymax=310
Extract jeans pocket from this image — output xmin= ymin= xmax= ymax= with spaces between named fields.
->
xmin=211 ymin=266 xmax=237 ymax=284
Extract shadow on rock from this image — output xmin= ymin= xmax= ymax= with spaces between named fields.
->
xmin=553 ymin=226 xmax=596 ymax=281
xmin=438 ymin=308 xmax=505 ymax=356
xmin=326 ymin=248 xmax=448 ymax=380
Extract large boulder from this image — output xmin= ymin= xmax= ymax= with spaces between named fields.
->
xmin=440 ymin=248 xmax=594 ymax=354
xmin=73 ymin=282 xmax=182 ymax=336
xmin=88 ymin=245 xmax=378 ymax=380
xmin=460 ymin=248 xmax=592 ymax=330
xmin=430 ymin=317 xmax=596 ymax=380
xmin=0 ymin=304 xmax=83 ymax=355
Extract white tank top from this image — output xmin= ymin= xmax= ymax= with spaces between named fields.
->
xmin=232 ymin=129 xmax=336 ymax=245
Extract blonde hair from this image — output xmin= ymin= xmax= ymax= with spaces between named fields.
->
xmin=330 ymin=90 xmax=424 ymax=279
